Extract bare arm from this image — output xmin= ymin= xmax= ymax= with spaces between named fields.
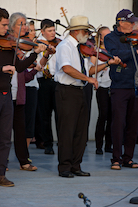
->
xmin=40 ymin=44 xmax=55 ymax=66
xmin=89 ymin=56 xmax=121 ymax=76
xmin=40 ymin=50 xmax=49 ymax=66
xmin=62 ymin=65 xmax=98 ymax=89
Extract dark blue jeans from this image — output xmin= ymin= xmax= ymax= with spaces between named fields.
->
xmin=111 ymin=88 xmax=138 ymax=164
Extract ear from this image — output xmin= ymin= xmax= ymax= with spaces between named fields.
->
xmin=119 ymin=21 xmax=124 ymax=27
xmin=41 ymin=29 xmax=44 ymax=35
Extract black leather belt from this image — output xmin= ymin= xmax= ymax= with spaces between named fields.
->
xmin=58 ymin=82 xmax=84 ymax=89
xmin=69 ymin=85 xmax=84 ymax=89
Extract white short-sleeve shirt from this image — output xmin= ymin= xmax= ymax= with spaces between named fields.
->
xmin=54 ymin=35 xmax=92 ymax=86
xmin=95 ymin=59 xmax=111 ymax=88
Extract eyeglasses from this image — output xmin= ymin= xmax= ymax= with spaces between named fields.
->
xmin=17 ymin=23 xmax=27 ymax=27
xmin=122 ymin=21 xmax=134 ymax=24
xmin=83 ymin=29 xmax=89 ymax=33
xmin=83 ymin=29 xmax=92 ymax=36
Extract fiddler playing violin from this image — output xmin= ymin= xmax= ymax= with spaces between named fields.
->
xmin=7 ymin=12 xmax=53 ymax=173
xmin=90 ymin=26 xmax=113 ymax=155
xmin=34 ymin=18 xmax=62 ymax=154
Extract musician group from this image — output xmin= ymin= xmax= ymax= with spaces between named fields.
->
xmin=0 ymin=7 xmax=138 ymax=187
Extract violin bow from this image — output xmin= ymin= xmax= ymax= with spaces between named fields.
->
xmin=13 ymin=22 xmax=22 ymax=65
xmin=95 ymin=34 xmax=101 ymax=79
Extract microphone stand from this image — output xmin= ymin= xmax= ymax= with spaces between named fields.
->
xmin=129 ymin=41 xmax=138 ymax=97
xmin=129 ymin=41 xmax=138 ymax=204
xmin=83 ymin=200 xmax=91 ymax=207
xmin=78 ymin=193 xmax=92 ymax=207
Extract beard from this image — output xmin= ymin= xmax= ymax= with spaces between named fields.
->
xmin=76 ymin=32 xmax=88 ymax=43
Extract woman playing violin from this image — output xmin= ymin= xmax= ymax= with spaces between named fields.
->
xmin=8 ymin=12 xmax=48 ymax=172
xmin=24 ymin=21 xmax=40 ymax=151
xmin=91 ymin=26 xmax=112 ymax=155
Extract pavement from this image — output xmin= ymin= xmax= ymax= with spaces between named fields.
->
xmin=0 ymin=141 xmax=138 ymax=207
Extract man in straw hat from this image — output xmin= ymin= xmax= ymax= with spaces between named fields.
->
xmin=54 ymin=15 xmax=121 ymax=178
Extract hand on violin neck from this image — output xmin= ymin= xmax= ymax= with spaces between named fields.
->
xmin=46 ymin=44 xmax=56 ymax=54
xmin=2 ymin=65 xmax=15 ymax=75
xmin=34 ymin=64 xmax=44 ymax=72
xmin=108 ymin=56 xmax=121 ymax=66
xmin=34 ymin=43 xmax=47 ymax=54
xmin=43 ymin=49 xmax=50 ymax=57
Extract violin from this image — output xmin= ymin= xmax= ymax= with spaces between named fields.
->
xmin=124 ymin=30 xmax=138 ymax=45
xmin=36 ymin=37 xmax=61 ymax=50
xmin=0 ymin=33 xmax=56 ymax=54
xmin=0 ymin=33 xmax=34 ymax=51
xmin=22 ymin=32 xmax=60 ymax=52
xmin=80 ymin=39 xmax=127 ymax=68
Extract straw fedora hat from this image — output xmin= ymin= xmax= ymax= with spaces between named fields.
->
xmin=64 ymin=15 xmax=95 ymax=32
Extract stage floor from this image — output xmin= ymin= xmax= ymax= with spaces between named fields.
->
xmin=1 ymin=141 xmax=138 ymax=207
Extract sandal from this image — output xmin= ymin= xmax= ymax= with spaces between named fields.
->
xmin=20 ymin=164 xmax=37 ymax=171
xmin=111 ymin=162 xmax=121 ymax=170
xmin=122 ymin=160 xmax=138 ymax=168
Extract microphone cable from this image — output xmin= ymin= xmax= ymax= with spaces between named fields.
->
xmin=103 ymin=186 xmax=138 ymax=207
xmin=79 ymin=187 xmax=138 ymax=207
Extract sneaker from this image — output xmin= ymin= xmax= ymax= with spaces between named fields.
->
xmin=96 ymin=148 xmax=103 ymax=155
xmin=44 ymin=147 xmax=55 ymax=154
xmin=0 ymin=176 xmax=14 ymax=187
xmin=105 ymin=148 xmax=113 ymax=153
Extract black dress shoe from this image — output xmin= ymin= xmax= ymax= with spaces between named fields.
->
xmin=96 ymin=149 xmax=103 ymax=155
xmin=59 ymin=171 xmax=74 ymax=178
xmin=44 ymin=147 xmax=55 ymax=155
xmin=105 ymin=148 xmax=113 ymax=153
xmin=72 ymin=170 xmax=90 ymax=176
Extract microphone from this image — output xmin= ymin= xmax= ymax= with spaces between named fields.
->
xmin=78 ymin=193 xmax=91 ymax=207
xmin=55 ymin=19 xmax=60 ymax=30
xmin=120 ymin=36 xmax=138 ymax=43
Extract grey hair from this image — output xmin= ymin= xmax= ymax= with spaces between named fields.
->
xmin=116 ymin=21 xmax=120 ymax=28
xmin=9 ymin=12 xmax=26 ymax=32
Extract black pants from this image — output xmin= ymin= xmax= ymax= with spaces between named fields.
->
xmin=13 ymin=102 xmax=30 ymax=165
xmin=0 ymin=92 xmax=13 ymax=176
xmin=55 ymin=83 xmax=88 ymax=173
xmin=84 ymin=83 xmax=93 ymax=126
xmin=25 ymin=87 xmax=37 ymax=138
xmin=95 ymin=87 xmax=112 ymax=150
xmin=35 ymin=77 xmax=57 ymax=148
xmin=111 ymin=88 xmax=138 ymax=164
